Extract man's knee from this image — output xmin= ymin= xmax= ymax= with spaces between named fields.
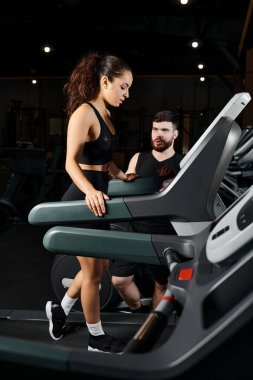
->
xmin=111 ymin=275 xmax=133 ymax=290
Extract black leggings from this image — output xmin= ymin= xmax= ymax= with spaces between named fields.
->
xmin=61 ymin=169 xmax=110 ymax=230
xmin=62 ymin=170 xmax=109 ymax=201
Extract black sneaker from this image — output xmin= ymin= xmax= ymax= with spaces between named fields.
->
xmin=45 ymin=301 xmax=66 ymax=340
xmin=88 ymin=333 xmax=125 ymax=354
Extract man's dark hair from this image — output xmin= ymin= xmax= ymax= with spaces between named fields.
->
xmin=152 ymin=110 xmax=179 ymax=130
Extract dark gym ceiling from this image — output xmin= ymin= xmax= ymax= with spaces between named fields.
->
xmin=1 ymin=0 xmax=253 ymax=78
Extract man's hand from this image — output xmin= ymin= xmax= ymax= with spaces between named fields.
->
xmin=124 ymin=173 xmax=139 ymax=182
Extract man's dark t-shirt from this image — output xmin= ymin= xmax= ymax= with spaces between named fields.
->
xmin=133 ymin=151 xmax=182 ymax=234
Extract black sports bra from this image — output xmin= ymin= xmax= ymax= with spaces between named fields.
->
xmin=79 ymin=102 xmax=118 ymax=165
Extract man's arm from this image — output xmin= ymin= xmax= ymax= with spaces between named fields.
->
xmin=125 ymin=152 xmax=140 ymax=174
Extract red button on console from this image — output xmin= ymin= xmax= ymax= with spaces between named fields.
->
xmin=178 ymin=268 xmax=194 ymax=280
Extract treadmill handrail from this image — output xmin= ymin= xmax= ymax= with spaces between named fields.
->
xmin=180 ymin=92 xmax=251 ymax=169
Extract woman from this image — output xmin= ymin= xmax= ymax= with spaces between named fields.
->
xmin=45 ymin=51 xmax=133 ymax=353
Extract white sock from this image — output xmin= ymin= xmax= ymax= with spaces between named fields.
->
xmin=86 ymin=320 xmax=105 ymax=336
xmin=61 ymin=293 xmax=78 ymax=316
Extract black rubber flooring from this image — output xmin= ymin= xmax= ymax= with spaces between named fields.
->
xmin=0 ymin=223 xmax=55 ymax=310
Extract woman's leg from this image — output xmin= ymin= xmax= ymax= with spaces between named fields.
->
xmin=77 ymin=256 xmax=104 ymax=323
xmin=46 ymin=182 xmax=83 ymax=339
xmin=66 ymin=269 xmax=82 ymax=298
xmin=77 ymin=256 xmax=124 ymax=353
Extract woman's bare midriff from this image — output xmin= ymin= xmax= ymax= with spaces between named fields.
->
xmin=79 ymin=163 xmax=109 ymax=172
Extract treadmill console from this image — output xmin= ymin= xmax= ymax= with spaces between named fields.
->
xmin=237 ymin=196 xmax=253 ymax=230
xmin=206 ymin=185 xmax=253 ymax=264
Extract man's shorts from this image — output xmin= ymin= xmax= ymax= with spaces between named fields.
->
xmin=109 ymin=218 xmax=173 ymax=285
xmin=110 ymin=260 xmax=145 ymax=277
xmin=110 ymin=260 xmax=169 ymax=286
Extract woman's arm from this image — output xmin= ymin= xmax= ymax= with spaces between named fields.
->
xmin=65 ymin=105 xmax=109 ymax=216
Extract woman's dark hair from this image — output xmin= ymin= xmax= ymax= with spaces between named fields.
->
xmin=64 ymin=51 xmax=132 ymax=118
xmin=153 ymin=110 xmax=180 ymax=130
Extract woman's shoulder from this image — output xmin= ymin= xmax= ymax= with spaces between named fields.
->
xmin=70 ymin=103 xmax=96 ymax=122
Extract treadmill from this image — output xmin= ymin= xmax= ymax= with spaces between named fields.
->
xmin=41 ymin=183 xmax=253 ymax=379
xmin=0 ymin=93 xmax=252 ymax=378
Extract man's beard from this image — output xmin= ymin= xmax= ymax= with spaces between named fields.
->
xmin=151 ymin=138 xmax=173 ymax=152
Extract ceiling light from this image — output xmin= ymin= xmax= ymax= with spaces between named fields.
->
xmin=192 ymin=40 xmax=199 ymax=48
xmin=188 ymin=38 xmax=202 ymax=49
xmin=41 ymin=44 xmax=54 ymax=54
xmin=197 ymin=63 xmax=204 ymax=69
xmin=44 ymin=46 xmax=51 ymax=53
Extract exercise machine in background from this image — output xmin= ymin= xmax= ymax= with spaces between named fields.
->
xmin=0 ymin=145 xmax=68 ymax=228
xmin=219 ymin=125 xmax=253 ymax=206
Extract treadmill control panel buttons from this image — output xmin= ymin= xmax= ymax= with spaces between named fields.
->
xmin=211 ymin=225 xmax=229 ymax=240
xmin=237 ymin=196 xmax=253 ymax=230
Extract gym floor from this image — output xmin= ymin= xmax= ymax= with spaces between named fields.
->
xmin=0 ymin=223 xmax=55 ymax=310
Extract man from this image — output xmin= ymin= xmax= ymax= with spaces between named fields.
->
xmin=110 ymin=110 xmax=182 ymax=312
